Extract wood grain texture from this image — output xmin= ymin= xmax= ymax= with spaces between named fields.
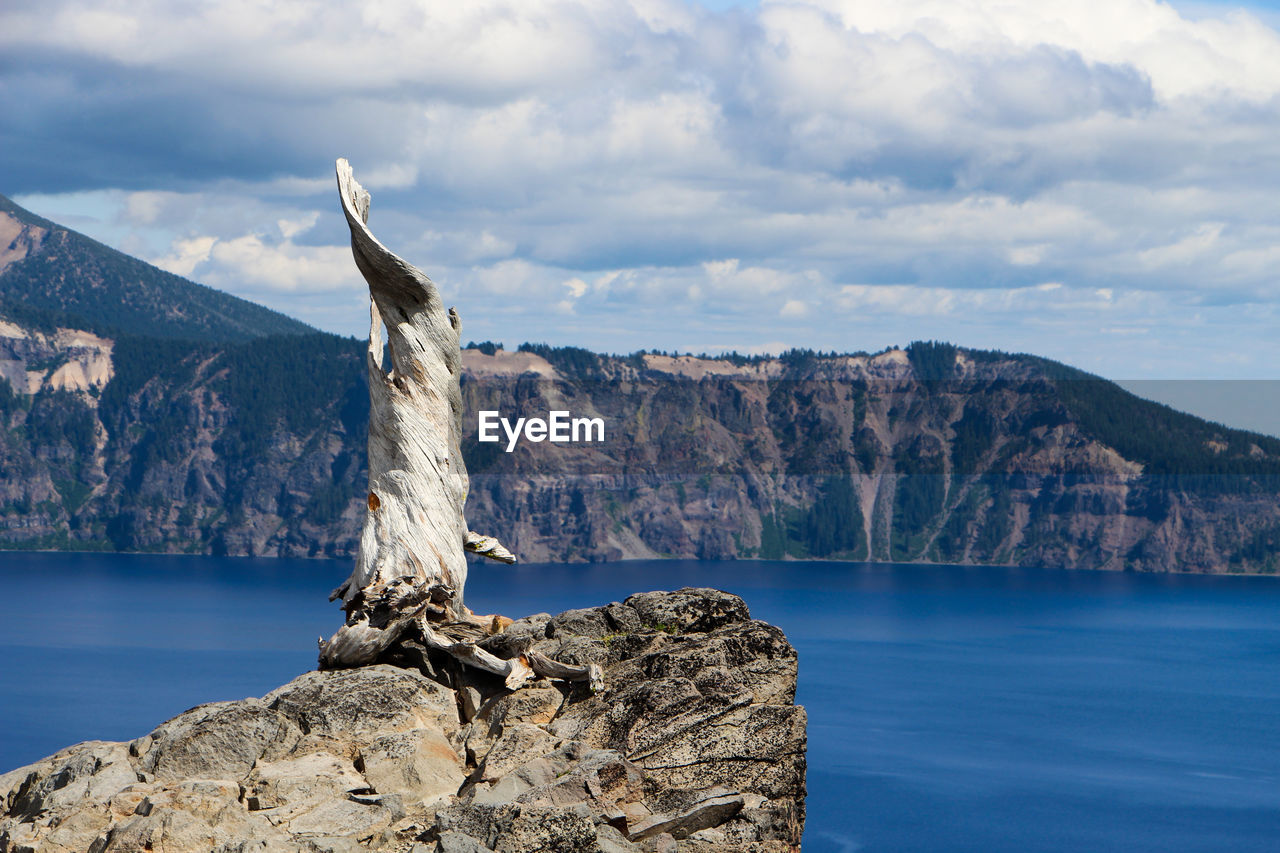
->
xmin=318 ymin=160 xmax=604 ymax=688
xmin=335 ymin=158 xmax=471 ymax=611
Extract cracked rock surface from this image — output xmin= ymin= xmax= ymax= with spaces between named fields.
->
xmin=0 ymin=588 xmax=806 ymax=852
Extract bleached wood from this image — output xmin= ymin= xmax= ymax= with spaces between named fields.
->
xmin=416 ymin=617 xmax=535 ymax=690
xmin=527 ymin=651 xmax=604 ymax=692
xmin=335 ymin=159 xmax=470 ymax=612
xmin=318 ymin=160 xmax=594 ymax=688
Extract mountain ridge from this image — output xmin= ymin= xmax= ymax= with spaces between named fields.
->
xmin=0 ymin=192 xmax=315 ymax=342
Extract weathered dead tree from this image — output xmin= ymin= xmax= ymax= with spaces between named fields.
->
xmin=319 ymin=159 xmax=600 ymax=692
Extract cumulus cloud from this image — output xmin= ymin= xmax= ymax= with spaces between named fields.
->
xmin=202 ymin=236 xmax=353 ymax=294
xmin=3 ymin=0 xmax=1280 ymax=377
xmin=152 ymin=236 xmax=217 ymax=277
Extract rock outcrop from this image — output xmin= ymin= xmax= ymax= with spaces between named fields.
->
xmin=0 ymin=589 xmax=806 ymax=853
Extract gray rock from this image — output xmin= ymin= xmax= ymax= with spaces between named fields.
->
xmin=467 ymin=758 xmax=554 ymax=805
xmin=95 ymin=778 xmax=300 ymax=853
xmin=359 ymin=728 xmax=465 ymax=805
xmin=284 ymin=796 xmax=396 ymax=843
xmin=467 ymin=741 xmax=646 ymax=830
xmin=97 ymin=807 xmax=223 ymax=852
xmin=637 ymin=832 xmax=677 ymax=853
xmin=548 ymin=617 xmax=806 ymax=808
xmin=593 ymin=823 xmax=642 ymax=853
xmin=266 ymin=666 xmax=459 ymax=744
xmin=601 ymin=603 xmax=642 ymax=634
xmin=633 ymin=703 xmax=806 ymax=802
xmin=475 ymin=685 xmax=564 ymax=731
xmin=512 ymin=748 xmax=645 ymax=814
xmin=467 ymin=741 xmax=592 ymax=805
xmin=635 ymin=620 xmax=799 ymax=705
xmin=506 ymin=613 xmax=553 ymax=637
xmin=546 ymin=607 xmax=614 ymax=639
xmin=433 ymin=802 xmax=599 ymax=853
xmin=243 ymin=752 xmax=366 ymax=812
xmin=458 ymin=686 xmax=484 ymax=722
xmin=434 ymin=830 xmax=497 ymax=852
xmin=471 ymin=723 xmax=561 ymax=783
xmin=626 ymin=789 xmax=744 ymax=841
xmin=623 ymin=589 xmax=750 ymax=634
xmin=141 ymin=699 xmax=302 ymax=782
xmin=465 ymin=684 xmax=564 ymax=763
xmin=540 ymin=634 xmax=614 ymax=670
xmin=0 ymin=590 xmax=805 ymax=853
xmin=5 ymin=741 xmax=137 ymax=821
xmin=721 ymin=799 xmax=804 ymax=848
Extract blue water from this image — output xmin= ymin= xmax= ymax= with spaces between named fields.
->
xmin=2 ymin=553 xmax=1279 ymax=852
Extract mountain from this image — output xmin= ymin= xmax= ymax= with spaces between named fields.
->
xmin=1 ymin=200 xmax=1278 ymax=573
xmin=2 ymin=318 xmax=1279 ymax=573
xmin=0 ymin=193 xmax=313 ymax=342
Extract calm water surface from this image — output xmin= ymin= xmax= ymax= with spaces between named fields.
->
xmin=2 ymin=553 xmax=1279 ymax=852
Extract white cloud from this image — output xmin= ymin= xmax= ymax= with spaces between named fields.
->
xmin=803 ymin=0 xmax=1280 ymax=101
xmin=1007 ymin=245 xmax=1046 ymax=266
xmin=277 ymin=213 xmax=318 ymax=241
xmin=779 ymin=299 xmax=809 ymax=318
xmin=419 ymin=229 xmax=516 ymax=264
xmin=124 ymin=191 xmax=184 ymax=226
xmin=834 ymin=281 xmax=1144 ymax=317
xmin=203 ymin=235 xmax=354 ymax=294
xmin=1137 ymin=222 xmax=1225 ymax=269
xmin=5 ymin=0 xmax=1280 ymax=376
xmin=152 ymin=236 xmax=216 ymax=277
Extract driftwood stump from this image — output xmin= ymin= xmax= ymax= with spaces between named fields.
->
xmin=319 ymin=159 xmax=600 ymax=692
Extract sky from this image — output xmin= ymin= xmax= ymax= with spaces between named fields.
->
xmin=4 ymin=0 xmax=1280 ymax=390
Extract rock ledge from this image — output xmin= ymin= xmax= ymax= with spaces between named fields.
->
xmin=1 ymin=589 xmax=806 ymax=852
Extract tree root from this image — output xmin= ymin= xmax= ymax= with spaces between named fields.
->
xmin=318 ymin=576 xmax=602 ymax=693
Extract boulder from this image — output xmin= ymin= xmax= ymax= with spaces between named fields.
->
xmin=266 ymin=665 xmax=460 ymax=744
xmin=243 ymin=752 xmax=366 ymax=812
xmin=623 ymin=589 xmax=749 ymax=634
xmin=4 ymin=741 xmax=137 ymax=821
xmin=469 ymin=723 xmax=561 ymax=784
xmin=359 ymin=728 xmax=466 ymax=805
xmin=139 ymin=700 xmax=302 ymax=781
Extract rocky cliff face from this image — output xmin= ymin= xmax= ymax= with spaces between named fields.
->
xmin=2 ymin=318 xmax=1279 ymax=572
xmin=459 ymin=346 xmax=1280 ymax=573
xmin=0 ymin=590 xmax=806 ymax=853
xmin=0 ymin=325 xmax=367 ymax=556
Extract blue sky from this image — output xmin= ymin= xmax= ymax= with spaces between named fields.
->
xmin=4 ymin=0 xmax=1280 ymax=387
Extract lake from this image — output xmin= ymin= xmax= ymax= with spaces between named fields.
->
xmin=2 ymin=553 xmax=1279 ymax=852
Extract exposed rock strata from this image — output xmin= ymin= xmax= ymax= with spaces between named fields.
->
xmin=4 ymin=316 xmax=1279 ymax=573
xmin=0 ymin=589 xmax=806 ymax=853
